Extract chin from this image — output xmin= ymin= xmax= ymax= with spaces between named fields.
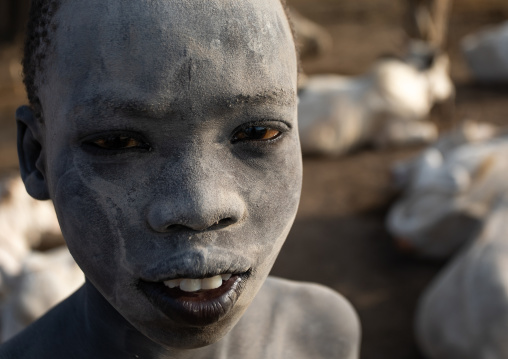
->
xmin=140 ymin=313 xmax=239 ymax=350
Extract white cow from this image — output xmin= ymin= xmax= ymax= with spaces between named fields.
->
xmin=0 ymin=174 xmax=62 ymax=287
xmin=416 ymin=194 xmax=508 ymax=359
xmin=387 ymin=121 xmax=507 ymax=258
xmin=298 ymin=43 xmax=454 ymax=156
xmin=1 ymin=247 xmax=83 ymax=341
xmin=0 ymin=174 xmax=84 ymax=342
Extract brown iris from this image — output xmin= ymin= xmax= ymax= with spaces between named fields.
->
xmin=234 ymin=126 xmax=280 ymax=142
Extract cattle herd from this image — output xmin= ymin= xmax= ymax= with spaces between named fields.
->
xmin=1 ymin=11 xmax=508 ymax=359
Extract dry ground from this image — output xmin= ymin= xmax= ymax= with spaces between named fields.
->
xmin=1 ymin=1 xmax=508 ymax=358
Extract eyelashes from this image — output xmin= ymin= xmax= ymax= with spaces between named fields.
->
xmin=231 ymin=126 xmax=282 ymax=143
xmin=230 ymin=120 xmax=290 ymax=144
xmin=81 ymin=132 xmax=151 ymax=154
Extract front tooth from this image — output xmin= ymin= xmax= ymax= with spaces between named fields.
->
xmin=221 ymin=273 xmax=232 ymax=281
xmin=201 ymin=275 xmax=223 ymax=290
xmin=180 ymin=279 xmax=202 ymax=292
xmin=164 ymin=279 xmax=182 ymax=288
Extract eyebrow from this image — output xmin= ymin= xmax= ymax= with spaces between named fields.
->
xmin=219 ymin=89 xmax=296 ymax=108
xmin=75 ymin=89 xmax=296 ymax=119
xmin=75 ymin=96 xmax=165 ymax=119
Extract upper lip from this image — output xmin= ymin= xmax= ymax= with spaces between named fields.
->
xmin=153 ymin=270 xmax=249 ymax=282
xmin=138 ymin=265 xmax=252 ymax=283
xmin=128 ymin=248 xmax=253 ymax=282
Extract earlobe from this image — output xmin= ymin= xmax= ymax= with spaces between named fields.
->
xmin=16 ymin=105 xmax=50 ymax=200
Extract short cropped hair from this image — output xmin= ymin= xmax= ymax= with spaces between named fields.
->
xmin=22 ymin=0 xmax=61 ymax=123
xmin=22 ymin=0 xmax=297 ymax=123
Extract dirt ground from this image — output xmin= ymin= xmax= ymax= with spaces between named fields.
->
xmin=1 ymin=1 xmax=508 ymax=358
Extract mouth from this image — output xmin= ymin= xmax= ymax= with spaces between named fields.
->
xmin=137 ymin=271 xmax=250 ymax=327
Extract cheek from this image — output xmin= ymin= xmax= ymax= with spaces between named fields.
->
xmin=51 ymin=166 xmax=126 ymax=295
xmin=239 ymin=139 xmax=302 ymax=263
xmin=230 ymin=146 xmax=301 ymax=311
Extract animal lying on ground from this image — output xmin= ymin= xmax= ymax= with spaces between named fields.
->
xmin=387 ymin=121 xmax=507 ymax=258
xmin=0 ymin=174 xmax=63 ymax=287
xmin=416 ymin=193 xmax=508 ymax=359
xmin=1 ymin=247 xmax=83 ymax=342
xmin=298 ymin=42 xmax=454 ymax=156
xmin=0 ymin=174 xmax=83 ymax=342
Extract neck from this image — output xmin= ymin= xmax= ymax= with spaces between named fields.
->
xmin=77 ymin=280 xmax=195 ymax=359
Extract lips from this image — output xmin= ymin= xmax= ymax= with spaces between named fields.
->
xmin=137 ymin=271 xmax=249 ymax=327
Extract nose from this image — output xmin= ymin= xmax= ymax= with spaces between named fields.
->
xmin=146 ymin=174 xmax=246 ymax=233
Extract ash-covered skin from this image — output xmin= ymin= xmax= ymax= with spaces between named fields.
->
xmin=1 ymin=0 xmax=360 ymax=358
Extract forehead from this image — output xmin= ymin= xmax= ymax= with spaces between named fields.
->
xmin=45 ymin=0 xmax=296 ymax=113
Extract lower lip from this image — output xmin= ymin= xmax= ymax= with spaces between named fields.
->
xmin=138 ymin=274 xmax=247 ymax=327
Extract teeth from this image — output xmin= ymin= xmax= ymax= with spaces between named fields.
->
xmin=201 ymin=275 xmax=223 ymax=290
xmin=163 ymin=279 xmax=182 ymax=288
xmin=163 ymin=274 xmax=233 ymax=292
xmin=180 ymin=279 xmax=201 ymax=292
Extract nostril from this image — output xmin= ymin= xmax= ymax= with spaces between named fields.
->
xmin=147 ymin=187 xmax=247 ymax=232
xmin=213 ymin=217 xmax=235 ymax=228
xmin=163 ymin=218 xmax=236 ymax=232
xmin=164 ymin=224 xmax=188 ymax=231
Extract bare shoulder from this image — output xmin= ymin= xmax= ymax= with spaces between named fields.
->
xmin=231 ymin=276 xmax=361 ymax=359
xmin=263 ymin=277 xmax=361 ymax=345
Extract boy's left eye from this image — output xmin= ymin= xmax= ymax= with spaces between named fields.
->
xmin=232 ymin=126 xmax=281 ymax=143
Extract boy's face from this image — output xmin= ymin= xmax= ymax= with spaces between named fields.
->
xmin=35 ymin=0 xmax=300 ymax=349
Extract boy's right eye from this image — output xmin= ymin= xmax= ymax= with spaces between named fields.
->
xmin=82 ymin=133 xmax=151 ymax=153
xmin=93 ymin=136 xmax=144 ymax=149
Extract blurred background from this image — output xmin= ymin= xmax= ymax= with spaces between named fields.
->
xmin=1 ymin=0 xmax=508 ymax=358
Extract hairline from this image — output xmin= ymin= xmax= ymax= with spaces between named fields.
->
xmin=22 ymin=0 xmax=299 ymax=123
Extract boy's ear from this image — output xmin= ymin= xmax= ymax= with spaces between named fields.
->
xmin=16 ymin=105 xmax=50 ymax=200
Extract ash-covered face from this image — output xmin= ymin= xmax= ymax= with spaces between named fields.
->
xmin=33 ymin=0 xmax=300 ymax=350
